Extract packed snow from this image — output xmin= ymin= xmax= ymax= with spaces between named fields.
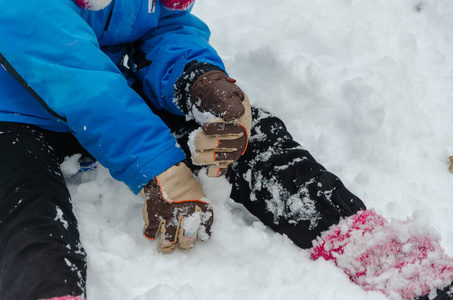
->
xmin=63 ymin=0 xmax=453 ymax=299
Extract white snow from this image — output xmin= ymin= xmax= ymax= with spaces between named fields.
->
xmin=64 ymin=0 xmax=453 ymax=299
xmin=55 ymin=206 xmax=70 ymax=230
xmin=61 ymin=153 xmax=82 ymax=177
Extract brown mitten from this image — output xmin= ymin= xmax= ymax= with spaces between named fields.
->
xmin=140 ymin=162 xmax=214 ymax=253
xmin=191 ymin=95 xmax=252 ymax=177
xmin=191 ymin=70 xmax=246 ymax=121
xmin=449 ymin=156 xmax=453 ymax=173
xmin=190 ymin=71 xmax=252 ymax=176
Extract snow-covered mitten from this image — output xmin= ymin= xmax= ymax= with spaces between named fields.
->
xmin=190 ymin=93 xmax=251 ymax=177
xmin=190 ymin=70 xmax=247 ymax=122
xmin=310 ymin=210 xmax=453 ymax=299
xmin=176 ymin=62 xmax=252 ymax=177
xmin=140 ymin=162 xmax=214 ymax=253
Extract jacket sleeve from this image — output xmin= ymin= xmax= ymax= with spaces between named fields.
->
xmin=0 ymin=0 xmax=185 ymax=194
xmin=134 ymin=5 xmax=225 ymax=116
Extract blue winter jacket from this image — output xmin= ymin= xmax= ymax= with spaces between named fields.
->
xmin=0 ymin=0 xmax=225 ymax=193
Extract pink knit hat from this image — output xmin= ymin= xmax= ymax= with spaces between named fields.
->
xmin=75 ymin=0 xmax=111 ymax=10
xmin=75 ymin=0 xmax=194 ymax=11
xmin=43 ymin=296 xmax=84 ymax=300
xmin=161 ymin=0 xmax=195 ymax=10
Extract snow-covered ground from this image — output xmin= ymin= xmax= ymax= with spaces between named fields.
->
xmin=64 ymin=0 xmax=453 ymax=299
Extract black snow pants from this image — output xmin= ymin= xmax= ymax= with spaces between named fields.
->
xmin=0 ymin=104 xmax=366 ymax=299
xmin=0 ymin=123 xmax=87 ymax=300
xmin=155 ymin=106 xmax=367 ymax=249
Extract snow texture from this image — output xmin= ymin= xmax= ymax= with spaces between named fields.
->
xmin=55 ymin=207 xmax=69 ymax=230
xmin=63 ymin=0 xmax=453 ymax=299
xmin=182 ymin=211 xmax=201 ymax=238
xmin=61 ymin=154 xmax=82 ymax=178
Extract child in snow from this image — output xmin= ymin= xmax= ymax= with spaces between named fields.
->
xmin=0 ymin=0 xmax=452 ymax=299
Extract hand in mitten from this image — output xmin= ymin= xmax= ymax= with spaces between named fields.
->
xmin=189 ymin=70 xmax=252 ymax=177
xmin=140 ymin=162 xmax=214 ymax=253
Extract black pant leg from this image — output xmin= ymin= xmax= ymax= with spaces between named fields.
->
xmin=227 ymin=109 xmax=366 ymax=249
xmin=0 ymin=123 xmax=86 ymax=300
xmin=154 ymin=105 xmax=366 ymax=249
